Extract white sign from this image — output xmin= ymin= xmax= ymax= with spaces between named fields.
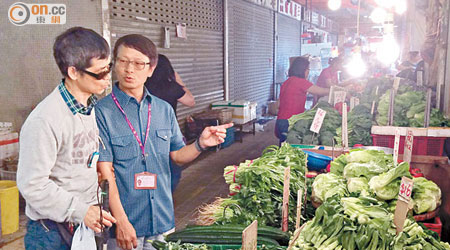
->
xmin=176 ymin=23 xmax=187 ymax=38
xmin=278 ymin=0 xmax=301 ymax=20
xmin=8 ymin=3 xmax=66 ymax=26
xmin=393 ymin=128 xmax=401 ymax=164
xmin=309 ymin=108 xmax=327 ymax=134
xmin=342 ymin=103 xmax=348 ymax=148
xmin=393 ymin=77 xmax=401 ymax=91
xmin=334 ymin=91 xmax=346 ymax=106
xmin=350 ymin=97 xmax=359 ymax=111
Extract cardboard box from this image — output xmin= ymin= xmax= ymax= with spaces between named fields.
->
xmin=0 ymin=132 xmax=19 ymax=161
xmin=212 ymin=100 xmax=257 ymax=124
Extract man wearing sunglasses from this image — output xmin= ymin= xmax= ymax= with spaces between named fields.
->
xmin=17 ymin=27 xmax=116 ymax=249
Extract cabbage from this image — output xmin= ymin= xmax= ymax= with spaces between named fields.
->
xmin=312 ymin=173 xmax=348 ymax=203
xmin=347 ymin=177 xmax=370 ymax=196
xmin=368 ymin=162 xmax=411 ymax=200
xmin=411 ymin=177 xmax=441 ymax=214
xmin=330 ymin=149 xmax=393 ymax=176
xmin=343 ymin=162 xmax=389 ymax=180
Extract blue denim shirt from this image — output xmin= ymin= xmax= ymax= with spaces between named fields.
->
xmin=95 ymin=84 xmax=185 ymax=237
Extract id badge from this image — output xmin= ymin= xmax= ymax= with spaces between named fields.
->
xmin=135 ymin=172 xmax=157 ymax=189
xmin=87 ymin=152 xmax=99 ymax=168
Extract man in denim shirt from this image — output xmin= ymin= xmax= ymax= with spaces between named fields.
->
xmin=96 ymin=34 xmax=232 ymax=250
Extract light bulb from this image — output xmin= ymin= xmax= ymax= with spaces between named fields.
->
xmin=370 ymin=8 xmax=387 ymax=24
xmin=328 ymin=0 xmax=342 ymax=11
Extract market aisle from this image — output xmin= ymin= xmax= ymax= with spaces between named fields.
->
xmin=173 ymin=120 xmax=278 ymax=229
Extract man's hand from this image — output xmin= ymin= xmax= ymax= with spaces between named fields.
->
xmin=199 ymin=123 xmax=234 ymax=148
xmin=84 ymin=205 xmax=116 ymax=233
xmin=116 ymin=218 xmax=138 ymax=250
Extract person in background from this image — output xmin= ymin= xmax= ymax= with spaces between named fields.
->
xmin=316 ymin=56 xmax=342 ymax=88
xmin=17 ymin=27 xmax=116 ymax=249
xmin=145 ymin=54 xmax=195 ymax=113
xmin=95 ymin=34 xmax=232 ymax=250
xmin=275 ymin=57 xmax=329 ymax=143
xmin=144 ymin=54 xmax=195 ymax=193
xmin=397 ymin=51 xmax=422 ymax=81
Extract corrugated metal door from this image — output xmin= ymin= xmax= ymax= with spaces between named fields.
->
xmin=276 ymin=14 xmax=301 ymax=84
xmin=109 ymin=0 xmax=224 ymax=128
xmin=228 ymin=0 xmax=275 ymax=110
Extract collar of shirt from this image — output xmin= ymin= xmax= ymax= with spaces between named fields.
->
xmin=58 ymin=79 xmax=97 ymax=115
xmin=112 ymin=82 xmax=152 ymax=107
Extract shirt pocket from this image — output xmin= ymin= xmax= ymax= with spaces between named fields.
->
xmin=155 ymin=129 xmax=171 ymax=154
xmin=111 ymin=135 xmax=138 ymax=161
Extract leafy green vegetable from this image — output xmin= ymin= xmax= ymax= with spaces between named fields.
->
xmin=412 ymin=177 xmax=442 ymax=214
xmin=311 ymin=173 xmax=348 ymax=203
xmin=287 ymin=101 xmax=341 ymax=146
xmin=368 ymin=162 xmax=412 ymax=200
xmin=347 ymin=177 xmax=370 ymax=196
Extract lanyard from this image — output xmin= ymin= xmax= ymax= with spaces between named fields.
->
xmin=111 ymin=92 xmax=151 ymax=157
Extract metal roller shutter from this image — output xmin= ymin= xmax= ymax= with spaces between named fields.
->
xmin=109 ymin=0 xmax=224 ymax=129
xmin=228 ymin=0 xmax=275 ymax=110
xmin=276 ymin=14 xmax=301 ymax=84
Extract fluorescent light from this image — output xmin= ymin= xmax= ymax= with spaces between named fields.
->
xmin=395 ymin=0 xmax=407 ymax=14
xmin=376 ymin=35 xmax=400 ymax=64
xmin=345 ymin=54 xmax=366 ymax=77
xmin=370 ymin=8 xmax=387 ymax=24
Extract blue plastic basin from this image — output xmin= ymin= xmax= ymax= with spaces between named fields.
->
xmin=303 ymin=150 xmax=332 ymax=171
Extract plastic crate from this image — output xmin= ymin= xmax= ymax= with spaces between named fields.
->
xmin=423 ymin=216 xmax=442 ymax=238
xmin=220 ymin=127 xmax=235 ymax=149
xmin=371 ymin=134 xmax=445 ymax=156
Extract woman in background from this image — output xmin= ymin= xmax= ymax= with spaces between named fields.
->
xmin=275 ymin=57 xmax=329 ymax=143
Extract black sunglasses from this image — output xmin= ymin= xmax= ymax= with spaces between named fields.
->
xmin=79 ymin=63 xmax=113 ymax=80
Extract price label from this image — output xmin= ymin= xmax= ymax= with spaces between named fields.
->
xmin=334 ymin=91 xmax=347 ymax=106
xmin=328 ymin=86 xmax=335 ymax=104
xmin=393 ymin=128 xmax=401 ymax=164
xmin=398 ymin=176 xmax=413 ymax=203
xmin=342 ymin=103 xmax=348 ymax=148
xmin=350 ymin=97 xmax=359 ymax=111
xmin=393 ymin=77 xmax=401 ymax=91
xmin=309 ymin=108 xmax=327 ymax=134
xmin=296 ymin=189 xmax=303 ymax=230
xmin=281 ymin=166 xmax=291 ymax=232
xmin=242 ymin=220 xmax=258 ymax=250
xmin=403 ymin=129 xmax=414 ymax=164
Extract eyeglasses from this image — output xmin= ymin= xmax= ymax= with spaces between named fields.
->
xmin=115 ymin=58 xmax=151 ymax=71
xmin=79 ymin=63 xmax=113 ymax=80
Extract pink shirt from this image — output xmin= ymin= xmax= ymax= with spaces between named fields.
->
xmin=277 ymin=76 xmax=313 ymax=120
xmin=316 ymin=67 xmax=338 ymax=88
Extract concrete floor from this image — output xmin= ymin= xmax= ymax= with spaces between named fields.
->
xmin=1 ymin=120 xmax=278 ymax=249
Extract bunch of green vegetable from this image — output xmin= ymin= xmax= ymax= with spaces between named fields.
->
xmin=335 ymin=104 xmax=373 ymax=146
xmin=291 ymin=196 xmax=450 ymax=250
xmin=217 ymin=144 xmax=310 ymax=229
xmin=286 ymin=101 xmax=341 ymax=146
xmin=151 ymin=240 xmax=211 ymax=250
xmin=375 ymin=84 xmax=450 ymax=127
xmin=311 ymin=173 xmax=348 ymax=204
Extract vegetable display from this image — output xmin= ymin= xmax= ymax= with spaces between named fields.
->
xmin=291 ymin=196 xmax=450 ymax=250
xmin=196 ymin=143 xmax=315 ymax=229
xmin=286 ymin=102 xmax=341 ymax=146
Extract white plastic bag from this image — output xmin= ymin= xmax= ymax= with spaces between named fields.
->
xmin=71 ymin=222 xmax=96 ymax=250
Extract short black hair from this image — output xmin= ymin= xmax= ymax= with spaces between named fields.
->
xmin=53 ymin=27 xmax=110 ymax=77
xmin=113 ymin=34 xmax=158 ymax=67
xmin=288 ymin=57 xmax=310 ymax=78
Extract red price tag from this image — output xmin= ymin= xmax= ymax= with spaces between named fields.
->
xmin=403 ymin=129 xmax=414 ymax=164
xmin=398 ymin=177 xmax=413 ymax=203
